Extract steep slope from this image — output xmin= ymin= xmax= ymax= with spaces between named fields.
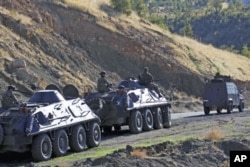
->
xmin=0 ymin=0 xmax=250 ymax=100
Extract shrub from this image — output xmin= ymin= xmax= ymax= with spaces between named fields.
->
xmin=241 ymin=44 xmax=250 ymax=58
xmin=131 ymin=148 xmax=148 ymax=158
xmin=110 ymin=0 xmax=132 ymax=16
xmin=204 ymin=126 xmax=224 ymax=140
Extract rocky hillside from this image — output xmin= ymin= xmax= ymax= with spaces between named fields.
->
xmin=0 ymin=0 xmax=250 ymax=101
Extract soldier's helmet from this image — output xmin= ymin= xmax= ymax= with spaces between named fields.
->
xmin=118 ymin=85 xmax=125 ymax=90
xmin=7 ymin=85 xmax=16 ymax=91
xmin=99 ymin=71 xmax=106 ymax=76
xmin=30 ymin=83 xmax=37 ymax=91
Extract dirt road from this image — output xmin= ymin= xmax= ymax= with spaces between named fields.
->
xmin=99 ymin=109 xmax=250 ymax=148
xmin=0 ymin=110 xmax=250 ymax=167
xmin=74 ymin=109 xmax=250 ymax=167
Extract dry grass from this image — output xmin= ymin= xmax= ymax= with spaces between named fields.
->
xmin=0 ymin=6 xmax=32 ymax=25
xmin=220 ymin=160 xmax=230 ymax=167
xmin=204 ymin=126 xmax=224 ymax=140
xmin=130 ymin=148 xmax=149 ymax=158
xmin=63 ymin=0 xmax=250 ymax=82
xmin=64 ymin=0 xmax=109 ymax=16
xmin=173 ymin=35 xmax=250 ymax=81
xmin=1 ymin=0 xmax=250 ymax=95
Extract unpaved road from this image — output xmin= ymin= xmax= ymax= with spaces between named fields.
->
xmin=74 ymin=109 xmax=250 ymax=167
xmin=1 ymin=108 xmax=250 ymax=167
xmin=99 ymin=109 xmax=250 ymax=148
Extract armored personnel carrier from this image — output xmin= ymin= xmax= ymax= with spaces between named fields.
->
xmin=203 ymin=74 xmax=244 ymax=115
xmin=0 ymin=84 xmax=101 ymax=162
xmin=84 ymin=78 xmax=171 ymax=134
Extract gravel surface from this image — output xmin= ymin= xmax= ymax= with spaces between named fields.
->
xmin=0 ymin=109 xmax=250 ymax=167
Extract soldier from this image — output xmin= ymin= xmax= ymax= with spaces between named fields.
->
xmin=138 ymin=67 xmax=162 ymax=98
xmin=1 ymin=85 xmax=19 ymax=109
xmin=97 ymin=71 xmax=112 ymax=93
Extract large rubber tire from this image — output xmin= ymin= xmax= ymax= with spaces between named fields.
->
xmin=103 ymin=126 xmax=112 ymax=134
xmin=216 ymin=107 xmax=222 ymax=114
xmin=162 ymin=106 xmax=171 ymax=128
xmin=86 ymin=122 xmax=101 ymax=148
xmin=153 ymin=107 xmax=163 ymax=129
xmin=227 ymin=102 xmax=233 ymax=114
xmin=142 ymin=109 xmax=154 ymax=131
xmin=0 ymin=125 xmax=3 ymax=145
xmin=129 ymin=110 xmax=143 ymax=134
xmin=32 ymin=134 xmax=52 ymax=162
xmin=239 ymin=100 xmax=244 ymax=112
xmin=114 ymin=125 xmax=121 ymax=132
xmin=204 ymin=107 xmax=210 ymax=115
xmin=52 ymin=129 xmax=69 ymax=157
xmin=69 ymin=125 xmax=86 ymax=152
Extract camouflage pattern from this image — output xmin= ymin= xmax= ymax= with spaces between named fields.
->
xmin=139 ymin=71 xmax=154 ymax=85
xmin=139 ymin=69 xmax=161 ymax=97
xmin=85 ymin=78 xmax=171 ymax=133
xmin=97 ymin=77 xmax=111 ymax=93
xmin=1 ymin=90 xmax=18 ymax=108
xmin=146 ymin=83 xmax=161 ymax=96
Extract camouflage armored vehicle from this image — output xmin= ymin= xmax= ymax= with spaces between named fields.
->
xmin=203 ymin=74 xmax=244 ymax=115
xmin=0 ymin=84 xmax=101 ymax=161
xmin=84 ymin=78 xmax=171 ymax=134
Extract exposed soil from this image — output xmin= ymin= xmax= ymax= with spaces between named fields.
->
xmin=71 ymin=110 xmax=250 ymax=167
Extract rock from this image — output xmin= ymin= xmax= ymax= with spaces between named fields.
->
xmin=12 ymin=58 xmax=27 ymax=69
xmin=16 ymin=68 xmax=38 ymax=83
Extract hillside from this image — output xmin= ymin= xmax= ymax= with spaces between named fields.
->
xmin=148 ymin=0 xmax=250 ymax=52
xmin=1 ymin=0 xmax=250 ymax=103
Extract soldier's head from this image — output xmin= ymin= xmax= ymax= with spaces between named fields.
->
xmin=118 ymin=85 xmax=125 ymax=94
xmin=7 ymin=85 xmax=16 ymax=91
xmin=30 ymin=83 xmax=37 ymax=91
xmin=144 ymin=67 xmax=149 ymax=73
xmin=99 ymin=71 xmax=106 ymax=77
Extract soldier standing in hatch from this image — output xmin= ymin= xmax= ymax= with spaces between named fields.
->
xmin=1 ymin=85 xmax=19 ymax=109
xmin=97 ymin=71 xmax=112 ymax=93
xmin=138 ymin=67 xmax=162 ymax=98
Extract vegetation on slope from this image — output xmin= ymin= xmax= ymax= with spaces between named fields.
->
xmin=111 ymin=0 xmax=250 ymax=56
xmin=0 ymin=0 xmax=250 ymax=100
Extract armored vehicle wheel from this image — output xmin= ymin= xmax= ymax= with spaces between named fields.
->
xmin=129 ymin=110 xmax=143 ymax=134
xmin=204 ymin=107 xmax=210 ymax=115
xmin=162 ymin=106 xmax=171 ymax=128
xmin=114 ymin=125 xmax=121 ymax=131
xmin=227 ymin=102 xmax=233 ymax=114
xmin=103 ymin=126 xmax=112 ymax=134
xmin=52 ymin=129 xmax=69 ymax=157
xmin=86 ymin=122 xmax=101 ymax=148
xmin=0 ymin=125 xmax=4 ymax=145
xmin=32 ymin=134 xmax=52 ymax=161
xmin=142 ymin=109 xmax=153 ymax=131
xmin=239 ymin=100 xmax=244 ymax=112
xmin=153 ymin=107 xmax=163 ymax=129
xmin=69 ymin=125 xmax=86 ymax=152
xmin=216 ymin=108 xmax=222 ymax=114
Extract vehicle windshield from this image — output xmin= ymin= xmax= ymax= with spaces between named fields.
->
xmin=27 ymin=91 xmax=65 ymax=104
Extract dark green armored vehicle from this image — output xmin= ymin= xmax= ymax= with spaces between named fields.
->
xmin=0 ymin=85 xmax=101 ymax=162
xmin=203 ymin=74 xmax=244 ymax=115
xmin=84 ymin=78 xmax=171 ymax=134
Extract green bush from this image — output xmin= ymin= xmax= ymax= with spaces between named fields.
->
xmin=132 ymin=0 xmax=147 ymax=17
xmin=146 ymin=15 xmax=168 ymax=30
xmin=242 ymin=44 xmax=250 ymax=58
xmin=110 ymin=0 xmax=132 ymax=16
